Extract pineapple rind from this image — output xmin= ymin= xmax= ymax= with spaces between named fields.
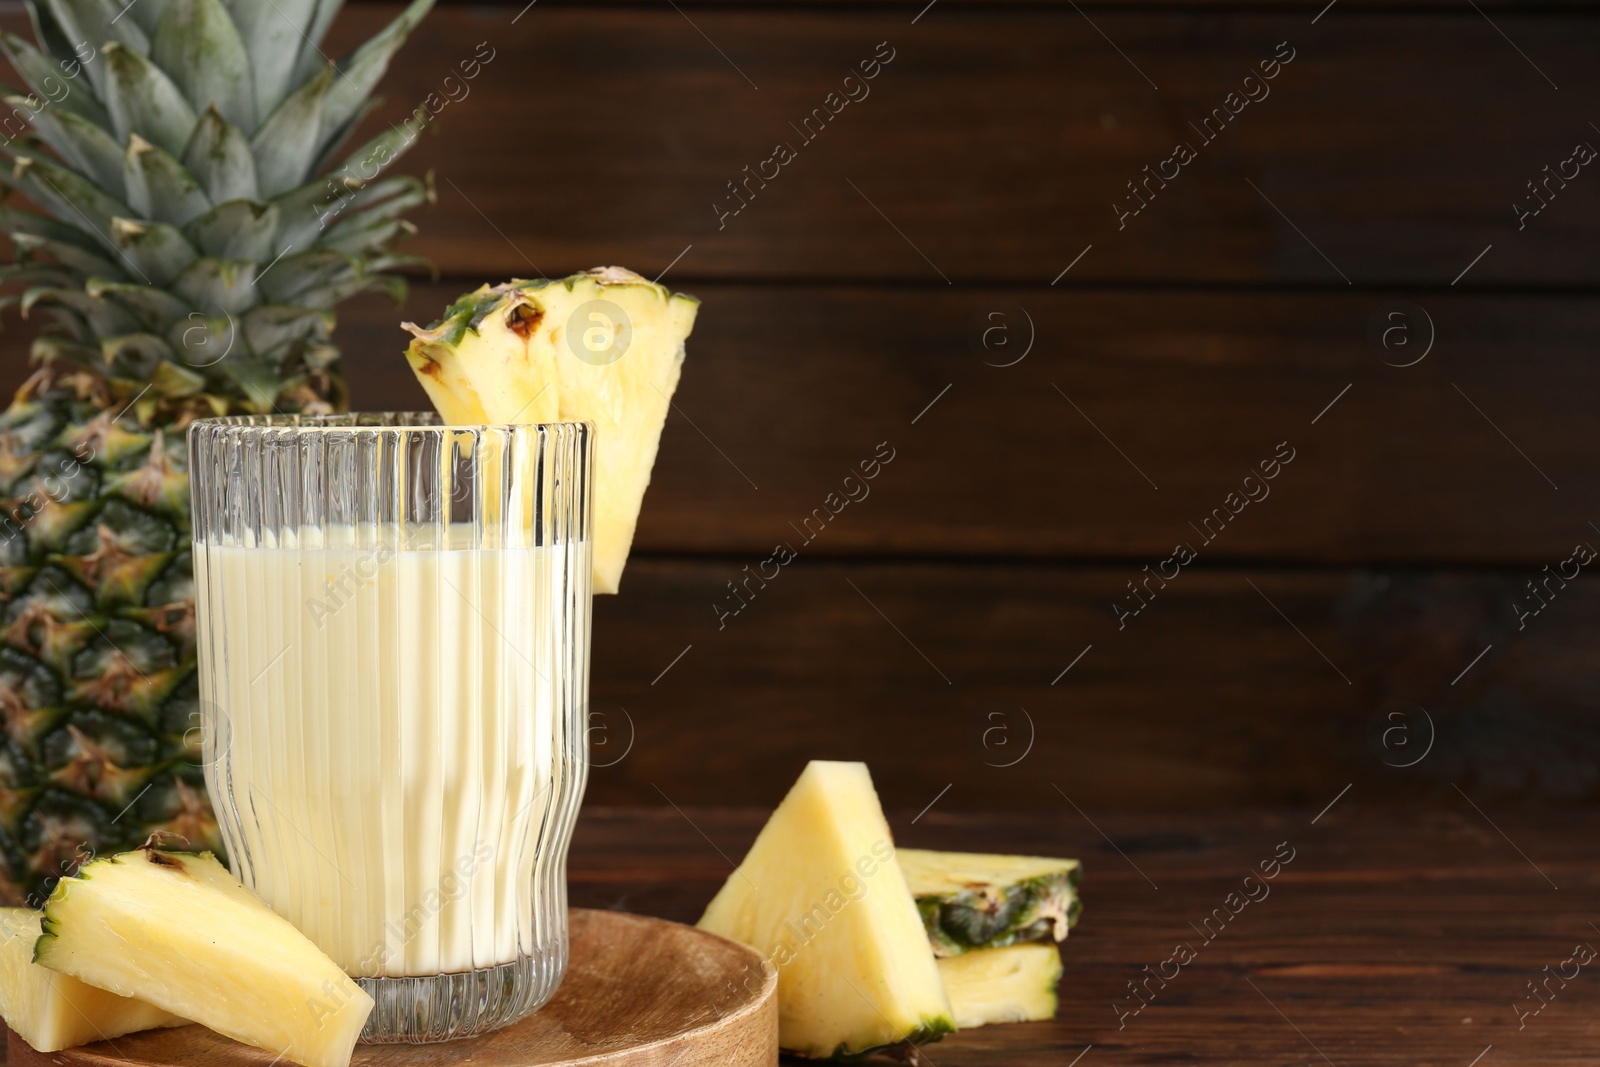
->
xmin=35 ymin=849 xmax=371 ymax=1067
xmin=937 ymin=943 xmax=1062 ymax=1029
xmin=899 ymin=848 xmax=1081 ymax=957
xmin=0 ymin=906 xmax=186 ymax=1052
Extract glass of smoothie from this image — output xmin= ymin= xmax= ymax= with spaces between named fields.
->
xmin=187 ymin=413 xmax=592 ymax=1042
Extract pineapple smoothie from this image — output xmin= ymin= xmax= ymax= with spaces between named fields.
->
xmin=194 ymin=529 xmax=588 ymax=979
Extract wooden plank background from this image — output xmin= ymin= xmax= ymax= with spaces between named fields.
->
xmin=5 ymin=1 xmax=1599 ymax=807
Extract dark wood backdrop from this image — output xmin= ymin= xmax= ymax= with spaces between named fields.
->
xmin=6 ymin=1 xmax=1600 ymax=811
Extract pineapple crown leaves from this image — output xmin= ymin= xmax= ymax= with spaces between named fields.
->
xmin=0 ymin=0 xmax=438 ymax=414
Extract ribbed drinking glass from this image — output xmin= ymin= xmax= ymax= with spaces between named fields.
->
xmin=188 ymin=413 xmax=592 ymax=1042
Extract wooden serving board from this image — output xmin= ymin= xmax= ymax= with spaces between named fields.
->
xmin=8 ymin=909 xmax=777 ymax=1067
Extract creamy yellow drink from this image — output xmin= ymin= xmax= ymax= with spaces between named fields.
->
xmin=195 ymin=528 xmax=586 ymax=979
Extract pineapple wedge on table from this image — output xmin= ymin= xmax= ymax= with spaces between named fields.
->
xmin=34 ymin=848 xmax=370 ymax=1067
xmin=938 ymin=943 xmax=1063 ymax=1029
xmin=0 ymin=906 xmax=185 ymax=1051
xmin=697 ymin=761 xmax=955 ymax=1058
xmin=403 ymin=270 xmax=699 ymax=594
xmin=0 ymin=0 xmax=435 ymax=904
xmin=899 ymin=848 xmax=1081 ymax=956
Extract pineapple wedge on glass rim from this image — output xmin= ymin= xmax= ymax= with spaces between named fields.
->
xmin=402 ymin=269 xmax=699 ymax=594
xmin=34 ymin=847 xmax=371 ymax=1067
xmin=0 ymin=906 xmax=186 ymax=1052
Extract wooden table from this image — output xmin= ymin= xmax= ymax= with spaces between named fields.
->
xmin=571 ymin=805 xmax=1597 ymax=1066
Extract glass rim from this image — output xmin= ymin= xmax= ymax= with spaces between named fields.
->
xmin=188 ymin=413 xmax=593 ymax=434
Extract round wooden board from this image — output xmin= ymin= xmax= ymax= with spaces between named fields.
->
xmin=8 ymin=909 xmax=777 ymax=1067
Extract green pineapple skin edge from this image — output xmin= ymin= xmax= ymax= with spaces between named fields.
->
xmin=0 ymin=0 xmax=434 ymax=906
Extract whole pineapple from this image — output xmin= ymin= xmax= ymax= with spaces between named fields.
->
xmin=0 ymin=0 xmax=434 ymax=905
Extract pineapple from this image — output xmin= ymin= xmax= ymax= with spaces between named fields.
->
xmin=937 ymin=943 xmax=1062 ymax=1029
xmin=0 ymin=905 xmax=185 ymax=1051
xmin=0 ymin=0 xmax=434 ymax=904
xmin=898 ymin=848 xmax=1081 ymax=956
xmin=697 ymin=760 xmax=955 ymax=1058
xmin=35 ymin=847 xmax=371 ymax=1067
xmin=403 ymin=269 xmax=699 ymax=593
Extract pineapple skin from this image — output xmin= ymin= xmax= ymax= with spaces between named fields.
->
xmin=0 ymin=906 xmax=185 ymax=1051
xmin=937 ymin=943 xmax=1062 ymax=1029
xmin=697 ymin=761 xmax=955 ymax=1059
xmin=403 ymin=269 xmax=699 ymax=594
xmin=898 ymin=848 xmax=1082 ymax=957
xmin=0 ymin=0 xmax=435 ymax=904
xmin=35 ymin=849 xmax=371 ymax=1067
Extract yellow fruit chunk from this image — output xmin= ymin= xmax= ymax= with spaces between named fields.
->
xmin=35 ymin=849 xmax=372 ymax=1067
xmin=698 ymin=761 xmax=954 ymax=1058
xmin=0 ymin=907 xmax=186 ymax=1052
xmin=938 ymin=943 xmax=1062 ymax=1028
xmin=403 ymin=268 xmax=699 ymax=593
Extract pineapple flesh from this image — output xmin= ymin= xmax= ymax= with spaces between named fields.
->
xmin=898 ymin=848 xmax=1081 ymax=956
xmin=697 ymin=760 xmax=954 ymax=1058
xmin=35 ymin=848 xmax=371 ymax=1067
xmin=403 ymin=269 xmax=699 ymax=594
xmin=0 ymin=0 xmax=435 ymax=904
xmin=0 ymin=905 xmax=185 ymax=1051
xmin=938 ymin=943 xmax=1062 ymax=1029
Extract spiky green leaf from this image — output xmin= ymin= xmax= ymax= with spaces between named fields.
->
xmin=151 ymin=0 xmax=255 ymax=133
xmin=0 ymin=206 xmax=100 ymax=250
xmin=293 ymin=0 xmax=344 ymax=82
xmin=321 ymin=176 xmax=427 ymax=251
xmin=0 ymin=31 xmax=108 ymax=127
xmin=164 ymin=310 xmax=234 ymax=368
xmin=12 ymin=101 xmax=126 ymax=196
xmin=122 ymin=135 xmax=211 ymax=226
xmin=183 ymin=200 xmax=277 ymax=261
xmin=240 ymin=304 xmax=332 ymax=356
xmin=109 ymin=217 xmax=198 ymax=287
xmin=180 ymin=106 xmax=258 ymax=203
xmin=250 ymin=64 xmax=332 ymax=198
xmin=357 ymin=271 xmax=407 ymax=305
xmin=24 ymin=3 xmax=77 ymax=67
xmin=253 ymin=247 xmax=351 ymax=305
xmin=30 ymin=334 xmax=99 ymax=365
xmin=11 ymin=232 xmax=123 ymax=278
xmin=124 ymin=0 xmax=170 ymax=34
xmin=40 ymin=0 xmax=150 ymax=96
xmin=215 ymin=355 xmax=281 ymax=411
xmin=320 ymin=0 xmax=433 ymax=144
xmin=172 ymin=257 xmax=256 ymax=315
xmin=273 ymin=106 xmax=426 ymax=250
xmin=100 ymin=332 xmax=177 ymax=379
xmin=2 ymin=265 xmax=81 ymax=290
xmin=322 ymin=215 xmax=413 ymax=257
xmin=223 ymin=0 xmax=317 ymax=127
xmin=86 ymin=277 xmax=189 ymax=333
xmin=100 ymin=42 xmax=197 ymax=157
xmin=1 ymin=153 xmax=133 ymax=253
xmin=21 ymin=286 xmax=140 ymax=336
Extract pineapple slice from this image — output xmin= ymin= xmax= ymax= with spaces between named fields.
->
xmin=34 ymin=849 xmax=372 ymax=1067
xmin=898 ymin=848 xmax=1081 ymax=956
xmin=938 ymin=943 xmax=1063 ymax=1029
xmin=403 ymin=268 xmax=700 ymax=593
xmin=0 ymin=907 xmax=186 ymax=1052
xmin=698 ymin=761 xmax=954 ymax=1058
